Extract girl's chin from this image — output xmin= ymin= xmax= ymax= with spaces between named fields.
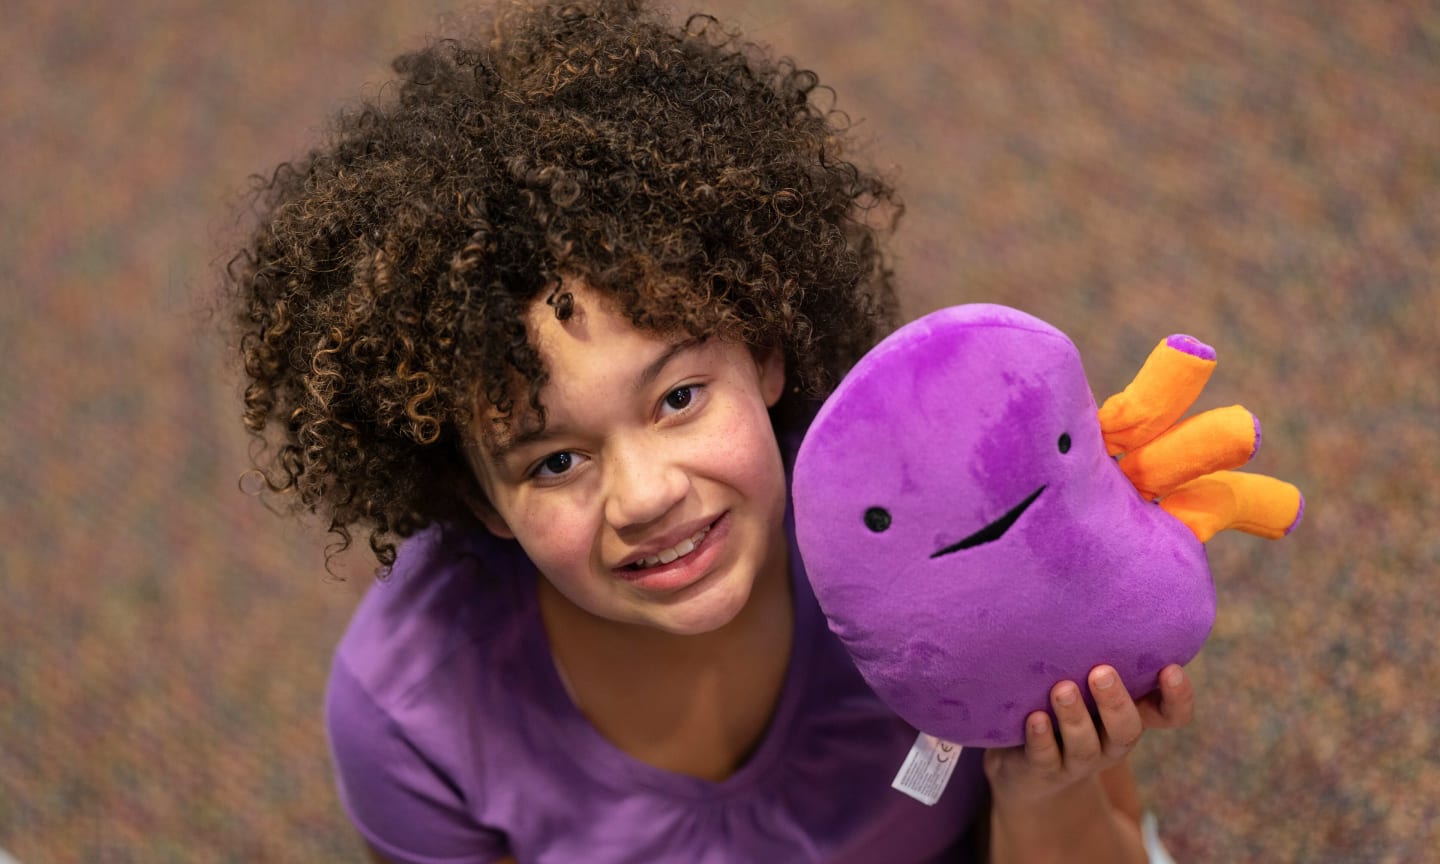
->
xmin=632 ymin=572 xmax=756 ymax=636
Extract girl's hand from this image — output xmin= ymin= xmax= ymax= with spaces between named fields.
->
xmin=983 ymin=663 xmax=1194 ymax=808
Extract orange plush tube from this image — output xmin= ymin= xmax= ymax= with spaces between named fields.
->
xmin=1158 ymin=471 xmax=1306 ymax=543
xmin=1118 ymin=404 xmax=1260 ymax=500
xmin=1098 ymin=333 xmax=1304 ymax=543
xmin=1098 ymin=335 xmax=1217 ymax=456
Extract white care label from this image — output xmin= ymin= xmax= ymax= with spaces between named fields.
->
xmin=891 ymin=732 xmax=962 ymax=806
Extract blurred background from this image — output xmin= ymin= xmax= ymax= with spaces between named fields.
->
xmin=2 ymin=0 xmax=1436 ymax=861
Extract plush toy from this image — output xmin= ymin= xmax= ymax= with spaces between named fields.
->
xmin=792 ymin=304 xmax=1302 ymax=748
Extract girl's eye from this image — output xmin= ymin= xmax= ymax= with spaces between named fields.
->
xmin=532 ymin=451 xmax=580 ymax=479
xmin=662 ymin=385 xmax=697 ymax=413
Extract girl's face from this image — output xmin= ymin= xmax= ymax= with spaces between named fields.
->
xmin=468 ymin=282 xmax=789 ymax=636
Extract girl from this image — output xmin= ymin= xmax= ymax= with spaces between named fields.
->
xmin=229 ymin=1 xmax=1194 ymax=861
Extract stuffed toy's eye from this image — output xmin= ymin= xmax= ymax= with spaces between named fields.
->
xmin=864 ymin=507 xmax=891 ymax=533
xmin=1058 ymin=432 xmax=1072 ymax=454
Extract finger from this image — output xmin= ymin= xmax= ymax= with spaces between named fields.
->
xmin=1021 ymin=710 xmax=1062 ymax=773
xmin=1136 ymin=665 xmax=1195 ymax=729
xmin=1089 ymin=665 xmax=1143 ymax=757
xmin=1051 ymin=681 xmax=1101 ymax=768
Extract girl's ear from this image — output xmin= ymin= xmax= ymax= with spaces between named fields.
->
xmin=758 ymin=348 xmax=786 ymax=408
xmin=455 ymin=468 xmax=516 ymax=540
xmin=471 ymin=498 xmax=516 ymax=540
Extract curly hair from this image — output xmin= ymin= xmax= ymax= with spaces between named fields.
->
xmin=228 ymin=0 xmax=901 ymax=567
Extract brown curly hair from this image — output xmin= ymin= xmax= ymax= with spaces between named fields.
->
xmin=229 ymin=0 xmax=901 ymax=567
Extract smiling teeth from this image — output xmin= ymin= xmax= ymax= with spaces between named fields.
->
xmin=632 ymin=527 xmax=710 ymax=570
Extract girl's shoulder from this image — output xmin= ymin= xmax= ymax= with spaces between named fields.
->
xmin=325 ymin=524 xmax=539 ymax=860
xmin=331 ymin=523 xmax=536 ymax=713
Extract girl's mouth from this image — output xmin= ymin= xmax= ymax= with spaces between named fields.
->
xmin=626 ymin=523 xmax=714 ymax=571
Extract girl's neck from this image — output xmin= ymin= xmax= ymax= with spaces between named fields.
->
xmin=536 ymin=543 xmax=794 ymax=675
xmin=535 ymin=542 xmax=796 ymax=782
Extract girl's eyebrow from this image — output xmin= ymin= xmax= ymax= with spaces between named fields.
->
xmin=486 ymin=338 xmax=703 ymax=468
xmin=633 ymin=337 xmax=702 ymax=393
xmin=486 ymin=422 xmax=551 ymax=469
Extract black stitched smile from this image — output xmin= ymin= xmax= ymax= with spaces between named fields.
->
xmin=930 ymin=485 xmax=1046 ymax=559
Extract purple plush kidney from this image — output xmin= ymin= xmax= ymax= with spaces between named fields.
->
xmin=793 ymin=304 xmax=1214 ymax=747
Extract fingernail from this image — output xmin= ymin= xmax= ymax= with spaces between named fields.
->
xmin=1056 ymin=684 xmax=1078 ymax=706
xmin=1030 ymin=716 xmax=1049 ymax=735
xmin=1094 ymin=669 xmax=1115 ymax=690
xmin=1165 ymin=667 xmax=1185 ymax=688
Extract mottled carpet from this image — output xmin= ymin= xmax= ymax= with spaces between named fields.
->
xmin=2 ymin=1 xmax=1436 ymax=861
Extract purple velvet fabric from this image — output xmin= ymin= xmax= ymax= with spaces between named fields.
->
xmin=326 ymin=519 xmax=987 ymax=864
xmin=1166 ymin=333 xmax=1216 ymax=361
xmin=793 ymin=304 xmax=1216 ymax=747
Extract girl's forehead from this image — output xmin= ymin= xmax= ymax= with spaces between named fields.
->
xmin=525 ymin=283 xmax=701 ymax=381
xmin=468 ymin=277 xmax=760 ymax=447
xmin=525 ymin=280 xmax=634 ymax=343
xmin=469 ymin=289 xmax=677 ymax=437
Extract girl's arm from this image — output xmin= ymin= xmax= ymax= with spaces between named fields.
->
xmin=983 ymin=664 xmax=1195 ymax=864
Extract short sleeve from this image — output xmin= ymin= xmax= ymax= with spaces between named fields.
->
xmin=326 ymin=658 xmax=511 ymax=864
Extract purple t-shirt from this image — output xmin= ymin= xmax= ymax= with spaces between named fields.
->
xmin=326 ymin=522 xmax=986 ymax=863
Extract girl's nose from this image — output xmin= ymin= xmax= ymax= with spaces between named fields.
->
xmin=603 ymin=440 xmax=689 ymax=530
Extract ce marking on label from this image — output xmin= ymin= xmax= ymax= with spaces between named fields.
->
xmin=936 ymin=742 xmax=957 ymax=763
